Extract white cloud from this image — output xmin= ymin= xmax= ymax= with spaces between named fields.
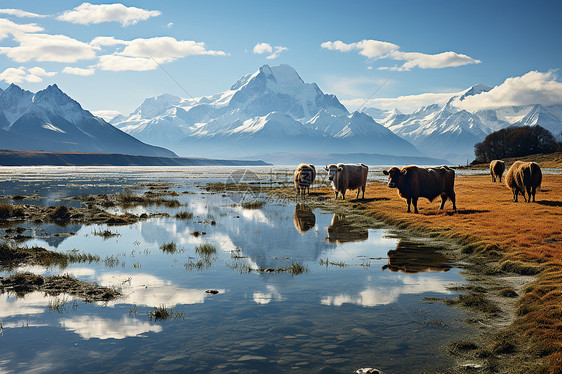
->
xmin=98 ymin=54 xmax=159 ymax=71
xmin=121 ymin=37 xmax=226 ymax=59
xmin=453 ymin=70 xmax=562 ymax=112
xmin=0 ymin=18 xmax=43 ymax=40
xmin=253 ymin=42 xmax=287 ymax=59
xmin=342 ymin=91 xmax=460 ymax=113
xmin=0 ymin=8 xmax=47 ymax=18
xmin=385 ymin=50 xmax=481 ymax=71
xmin=266 ymin=46 xmax=287 ymax=60
xmin=90 ymin=36 xmax=128 ymax=47
xmin=0 ymin=33 xmax=96 ymax=63
xmin=27 ymin=66 xmax=56 ymax=77
xmin=0 ymin=66 xmax=56 ymax=84
xmin=321 ymin=39 xmax=398 ymax=59
xmin=57 ymin=2 xmax=161 ymax=26
xmin=253 ymin=42 xmax=273 ymax=55
xmin=62 ymin=66 xmax=95 ymax=76
xmin=96 ymin=37 xmax=226 ymax=71
xmin=321 ymin=39 xmax=480 ymax=70
xmin=166 ymin=22 xmax=173 ymax=29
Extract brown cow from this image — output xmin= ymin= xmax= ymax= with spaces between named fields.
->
xmin=505 ymin=161 xmax=542 ymax=202
xmin=325 ymin=163 xmax=368 ymax=200
xmin=293 ymin=204 xmax=316 ymax=233
xmin=293 ymin=164 xmax=316 ymax=196
xmin=382 ymin=165 xmax=456 ymax=213
xmin=490 ymin=160 xmax=506 ymax=182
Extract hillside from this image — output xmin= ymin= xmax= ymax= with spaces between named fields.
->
xmin=0 ymin=149 xmax=269 ymax=167
xmin=466 ymin=152 xmax=562 ymax=169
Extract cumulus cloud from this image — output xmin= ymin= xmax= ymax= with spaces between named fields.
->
xmin=57 ymin=2 xmax=161 ymax=26
xmin=453 ymin=70 xmax=562 ymax=111
xmin=97 ymin=54 xmax=159 ymax=71
xmin=321 ymin=39 xmax=398 ymax=59
xmin=0 ymin=33 xmax=96 ymax=63
xmin=321 ymin=39 xmax=480 ymax=70
xmin=0 ymin=18 xmax=43 ymax=40
xmin=0 ymin=8 xmax=47 ymax=18
xmin=0 ymin=66 xmax=56 ymax=84
xmin=62 ymin=66 xmax=95 ymax=76
xmin=96 ymin=36 xmax=226 ymax=71
xmin=253 ymin=42 xmax=287 ymax=59
xmin=90 ymin=36 xmax=128 ymax=47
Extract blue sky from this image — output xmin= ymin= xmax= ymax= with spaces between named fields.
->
xmin=0 ymin=0 xmax=561 ymax=117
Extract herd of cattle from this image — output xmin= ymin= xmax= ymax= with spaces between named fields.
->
xmin=293 ymin=159 xmax=543 ymax=213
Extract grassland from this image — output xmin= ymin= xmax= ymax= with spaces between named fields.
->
xmin=273 ymin=168 xmax=562 ymax=373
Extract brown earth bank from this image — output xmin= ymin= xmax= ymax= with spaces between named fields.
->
xmin=272 ymin=172 xmax=562 ymax=373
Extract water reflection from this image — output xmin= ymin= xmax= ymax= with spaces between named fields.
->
xmin=292 ymin=204 xmax=316 ymax=233
xmin=321 ymin=275 xmax=453 ymax=307
xmin=60 ymin=315 xmax=162 ymax=340
xmin=382 ymin=240 xmax=452 ymax=274
xmin=253 ymin=285 xmax=284 ymax=304
xmin=326 ymin=214 xmax=368 ymax=244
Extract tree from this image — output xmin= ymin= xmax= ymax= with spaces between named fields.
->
xmin=473 ymin=125 xmax=557 ymax=163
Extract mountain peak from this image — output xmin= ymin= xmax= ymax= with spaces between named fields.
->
xmin=261 ymin=64 xmax=304 ymax=88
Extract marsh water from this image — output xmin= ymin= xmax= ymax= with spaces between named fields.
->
xmin=0 ymin=166 xmax=474 ymax=373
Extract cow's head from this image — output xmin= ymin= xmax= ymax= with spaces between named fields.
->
xmin=382 ymin=166 xmax=406 ymax=188
xmin=326 ymin=164 xmax=343 ymax=181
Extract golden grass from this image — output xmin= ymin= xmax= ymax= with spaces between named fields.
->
xmin=278 ymin=173 xmax=562 ymax=371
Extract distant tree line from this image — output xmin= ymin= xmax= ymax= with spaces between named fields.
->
xmin=473 ymin=125 xmax=558 ymax=163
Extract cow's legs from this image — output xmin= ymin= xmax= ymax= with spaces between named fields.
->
xmin=412 ymin=197 xmax=419 ymax=214
xmin=531 ymin=187 xmax=536 ymax=202
xmin=439 ymin=193 xmax=447 ymax=209
xmin=406 ymin=198 xmax=412 ymax=213
xmin=513 ymin=188 xmax=518 ymax=202
xmin=362 ymin=185 xmax=366 ymax=199
xmin=492 ymin=174 xmax=495 ymax=182
xmin=450 ymin=190 xmax=457 ymax=210
xmin=356 ymin=189 xmax=360 ymax=199
xmin=526 ymin=186 xmax=532 ymax=203
xmin=334 ymin=191 xmax=338 ymax=200
xmin=342 ymin=190 xmax=346 ymax=200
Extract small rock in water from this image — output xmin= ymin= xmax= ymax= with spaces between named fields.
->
xmin=356 ymin=368 xmax=382 ymax=374
xmin=205 ymin=289 xmax=219 ymax=294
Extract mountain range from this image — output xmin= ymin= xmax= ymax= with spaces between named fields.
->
xmin=366 ymin=85 xmax=562 ymax=163
xmin=111 ymin=64 xmax=422 ymax=160
xmin=2 ymin=64 xmax=560 ymax=165
xmin=0 ymin=83 xmax=175 ymax=157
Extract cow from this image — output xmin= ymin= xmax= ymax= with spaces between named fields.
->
xmin=293 ymin=164 xmax=316 ymax=196
xmin=505 ymin=161 xmax=542 ymax=202
xmin=490 ymin=160 xmax=506 ymax=182
xmin=382 ymin=165 xmax=456 ymax=213
xmin=325 ymin=163 xmax=368 ymax=200
xmin=292 ymin=204 xmax=316 ymax=233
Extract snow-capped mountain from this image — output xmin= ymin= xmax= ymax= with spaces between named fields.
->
xmin=112 ymin=64 xmax=421 ymax=159
xmin=0 ymin=83 xmax=175 ymax=157
xmin=366 ymin=84 xmax=562 ymax=163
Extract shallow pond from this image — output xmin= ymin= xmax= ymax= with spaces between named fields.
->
xmin=0 ymin=167 xmax=473 ymax=373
